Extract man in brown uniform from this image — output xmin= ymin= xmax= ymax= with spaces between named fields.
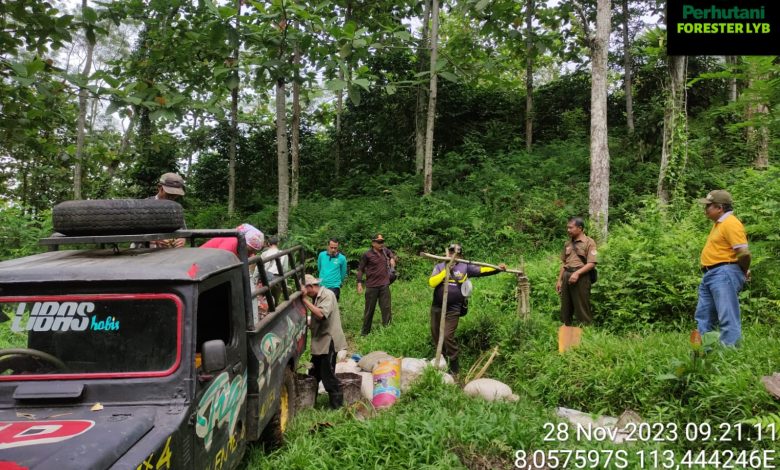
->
xmin=301 ymin=274 xmax=347 ymax=409
xmin=556 ymin=217 xmax=598 ymax=325
xmin=356 ymin=234 xmax=397 ymax=335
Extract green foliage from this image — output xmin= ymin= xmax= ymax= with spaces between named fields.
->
xmin=591 ymin=200 xmax=704 ymax=331
xmin=0 ymin=207 xmax=51 ymax=259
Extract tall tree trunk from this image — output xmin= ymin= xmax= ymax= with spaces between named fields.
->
xmin=74 ymin=0 xmax=95 ymax=200
xmin=525 ymin=0 xmax=534 ymax=152
xmin=726 ymin=56 xmax=738 ymax=102
xmin=423 ymin=0 xmax=440 ymax=196
xmin=657 ymin=56 xmax=688 ymax=204
xmin=746 ymin=99 xmax=770 ymax=169
xmin=745 ymin=59 xmax=770 ymax=169
xmin=227 ymin=0 xmax=241 ymax=216
xmin=334 ymin=1 xmax=352 ymax=179
xmin=335 ymin=86 xmax=343 ymax=178
xmin=588 ymin=0 xmax=611 ymax=241
xmin=622 ymin=0 xmax=634 ymax=133
xmin=276 ymin=78 xmax=290 ymax=237
xmin=415 ymin=0 xmax=431 ymax=174
xmin=291 ymin=45 xmax=301 ymax=207
xmin=186 ymin=112 xmax=201 ymax=179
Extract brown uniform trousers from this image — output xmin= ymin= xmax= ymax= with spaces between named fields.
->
xmin=560 ymin=270 xmax=592 ymax=325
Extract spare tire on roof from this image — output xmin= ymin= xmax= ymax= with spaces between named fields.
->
xmin=53 ymin=199 xmax=184 ymax=236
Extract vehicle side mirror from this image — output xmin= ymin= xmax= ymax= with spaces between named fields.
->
xmin=201 ymin=340 xmax=227 ymax=373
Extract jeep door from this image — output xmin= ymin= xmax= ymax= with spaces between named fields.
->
xmin=191 ymin=270 xmax=248 ymax=470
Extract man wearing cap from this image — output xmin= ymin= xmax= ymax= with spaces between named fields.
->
xmin=695 ymin=190 xmax=751 ymax=346
xmin=149 ymin=172 xmax=186 ymax=248
xmin=155 ymin=172 xmax=185 ymax=201
xmin=317 ymin=238 xmax=348 ymax=300
xmin=356 ymin=234 xmax=397 ymax=335
xmin=301 ymin=274 xmax=347 ymax=409
xmin=556 ymin=216 xmax=598 ymax=325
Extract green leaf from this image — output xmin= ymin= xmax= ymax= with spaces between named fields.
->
xmin=475 ymin=0 xmax=490 ymax=12
xmin=12 ymin=76 xmax=34 ymax=86
xmin=26 ymin=59 xmax=46 ymax=76
xmin=348 ymin=86 xmax=361 ymax=106
xmin=343 ymin=20 xmax=357 ymax=37
xmin=353 ymin=78 xmax=370 ymax=91
xmin=11 ymin=62 xmax=27 ymax=77
xmin=439 ymin=71 xmax=458 ymax=83
xmin=218 ymin=6 xmax=236 ymax=19
xmin=353 ymin=38 xmax=367 ymax=48
xmin=226 ymin=74 xmax=240 ymax=90
xmin=325 ymin=79 xmax=348 ymax=91
xmin=385 ymin=84 xmax=396 ymax=95
xmin=125 ymin=96 xmax=142 ymax=105
xmin=82 ymin=6 xmax=98 ymax=23
xmin=394 ymin=31 xmax=412 ymax=41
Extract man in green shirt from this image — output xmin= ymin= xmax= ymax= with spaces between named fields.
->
xmin=317 ymin=238 xmax=348 ymax=300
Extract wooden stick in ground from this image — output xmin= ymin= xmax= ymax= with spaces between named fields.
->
xmin=420 ymin=252 xmax=524 ymax=274
xmin=434 ymin=257 xmax=456 ymax=366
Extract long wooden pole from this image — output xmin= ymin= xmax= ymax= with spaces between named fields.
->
xmin=420 ymin=252 xmax=524 ymax=275
xmin=434 ymin=257 xmax=456 ymax=365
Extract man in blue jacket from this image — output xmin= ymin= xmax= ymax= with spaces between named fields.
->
xmin=317 ymin=238 xmax=348 ymax=300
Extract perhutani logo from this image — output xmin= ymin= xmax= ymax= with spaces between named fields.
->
xmin=667 ymin=0 xmax=778 ymax=54
xmin=682 ymin=5 xmax=765 ymax=19
xmin=678 ymin=4 xmax=770 ymax=34
xmin=10 ymin=302 xmax=93 ymax=332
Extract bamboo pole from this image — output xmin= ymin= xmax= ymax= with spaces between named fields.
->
xmin=420 ymin=252 xmax=524 ymax=274
xmin=434 ymin=257 xmax=456 ymax=366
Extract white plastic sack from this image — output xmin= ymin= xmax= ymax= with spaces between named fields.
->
xmin=359 ymin=371 xmax=374 ymax=400
xmin=429 ymin=356 xmax=448 ymax=370
xmin=336 ymin=349 xmax=348 ymax=362
xmin=464 ymin=378 xmax=519 ymax=402
xmin=335 ymin=359 xmax=361 ymax=375
xmin=401 ymin=358 xmax=428 ymax=375
xmin=358 ymin=351 xmax=395 ymax=372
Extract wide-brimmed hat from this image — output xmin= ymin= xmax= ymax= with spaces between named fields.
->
xmin=372 ymin=233 xmax=385 ymax=243
xmin=697 ymin=190 xmax=732 ymax=205
xmin=304 ymin=274 xmax=321 ymax=286
xmin=158 ymin=172 xmax=185 ymax=196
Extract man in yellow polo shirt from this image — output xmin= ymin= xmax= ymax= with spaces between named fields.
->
xmin=695 ymin=190 xmax=751 ymax=346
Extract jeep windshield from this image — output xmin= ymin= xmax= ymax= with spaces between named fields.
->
xmin=0 ymin=294 xmax=181 ymax=380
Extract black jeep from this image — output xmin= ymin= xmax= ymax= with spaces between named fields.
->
xmin=0 ymin=200 xmax=308 ymax=469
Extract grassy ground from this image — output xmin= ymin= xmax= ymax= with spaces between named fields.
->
xmin=242 ymin=256 xmax=780 ymax=469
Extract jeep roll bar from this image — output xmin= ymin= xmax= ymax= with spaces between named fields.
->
xmin=39 ymin=230 xmax=306 ymax=332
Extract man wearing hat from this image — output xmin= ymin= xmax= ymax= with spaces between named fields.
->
xmin=148 ymin=172 xmax=186 ymax=248
xmin=695 ymin=190 xmax=751 ymax=346
xmin=155 ymin=172 xmax=185 ymax=201
xmin=356 ymin=234 xmax=397 ymax=335
xmin=301 ymin=274 xmax=347 ymax=409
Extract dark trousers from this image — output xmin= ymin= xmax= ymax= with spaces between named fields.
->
xmin=361 ymin=285 xmax=392 ymax=335
xmin=560 ymin=270 xmax=592 ymax=326
xmin=330 ymin=287 xmax=341 ymax=301
xmin=309 ymin=340 xmax=343 ymax=408
xmin=430 ymin=305 xmax=461 ymax=369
